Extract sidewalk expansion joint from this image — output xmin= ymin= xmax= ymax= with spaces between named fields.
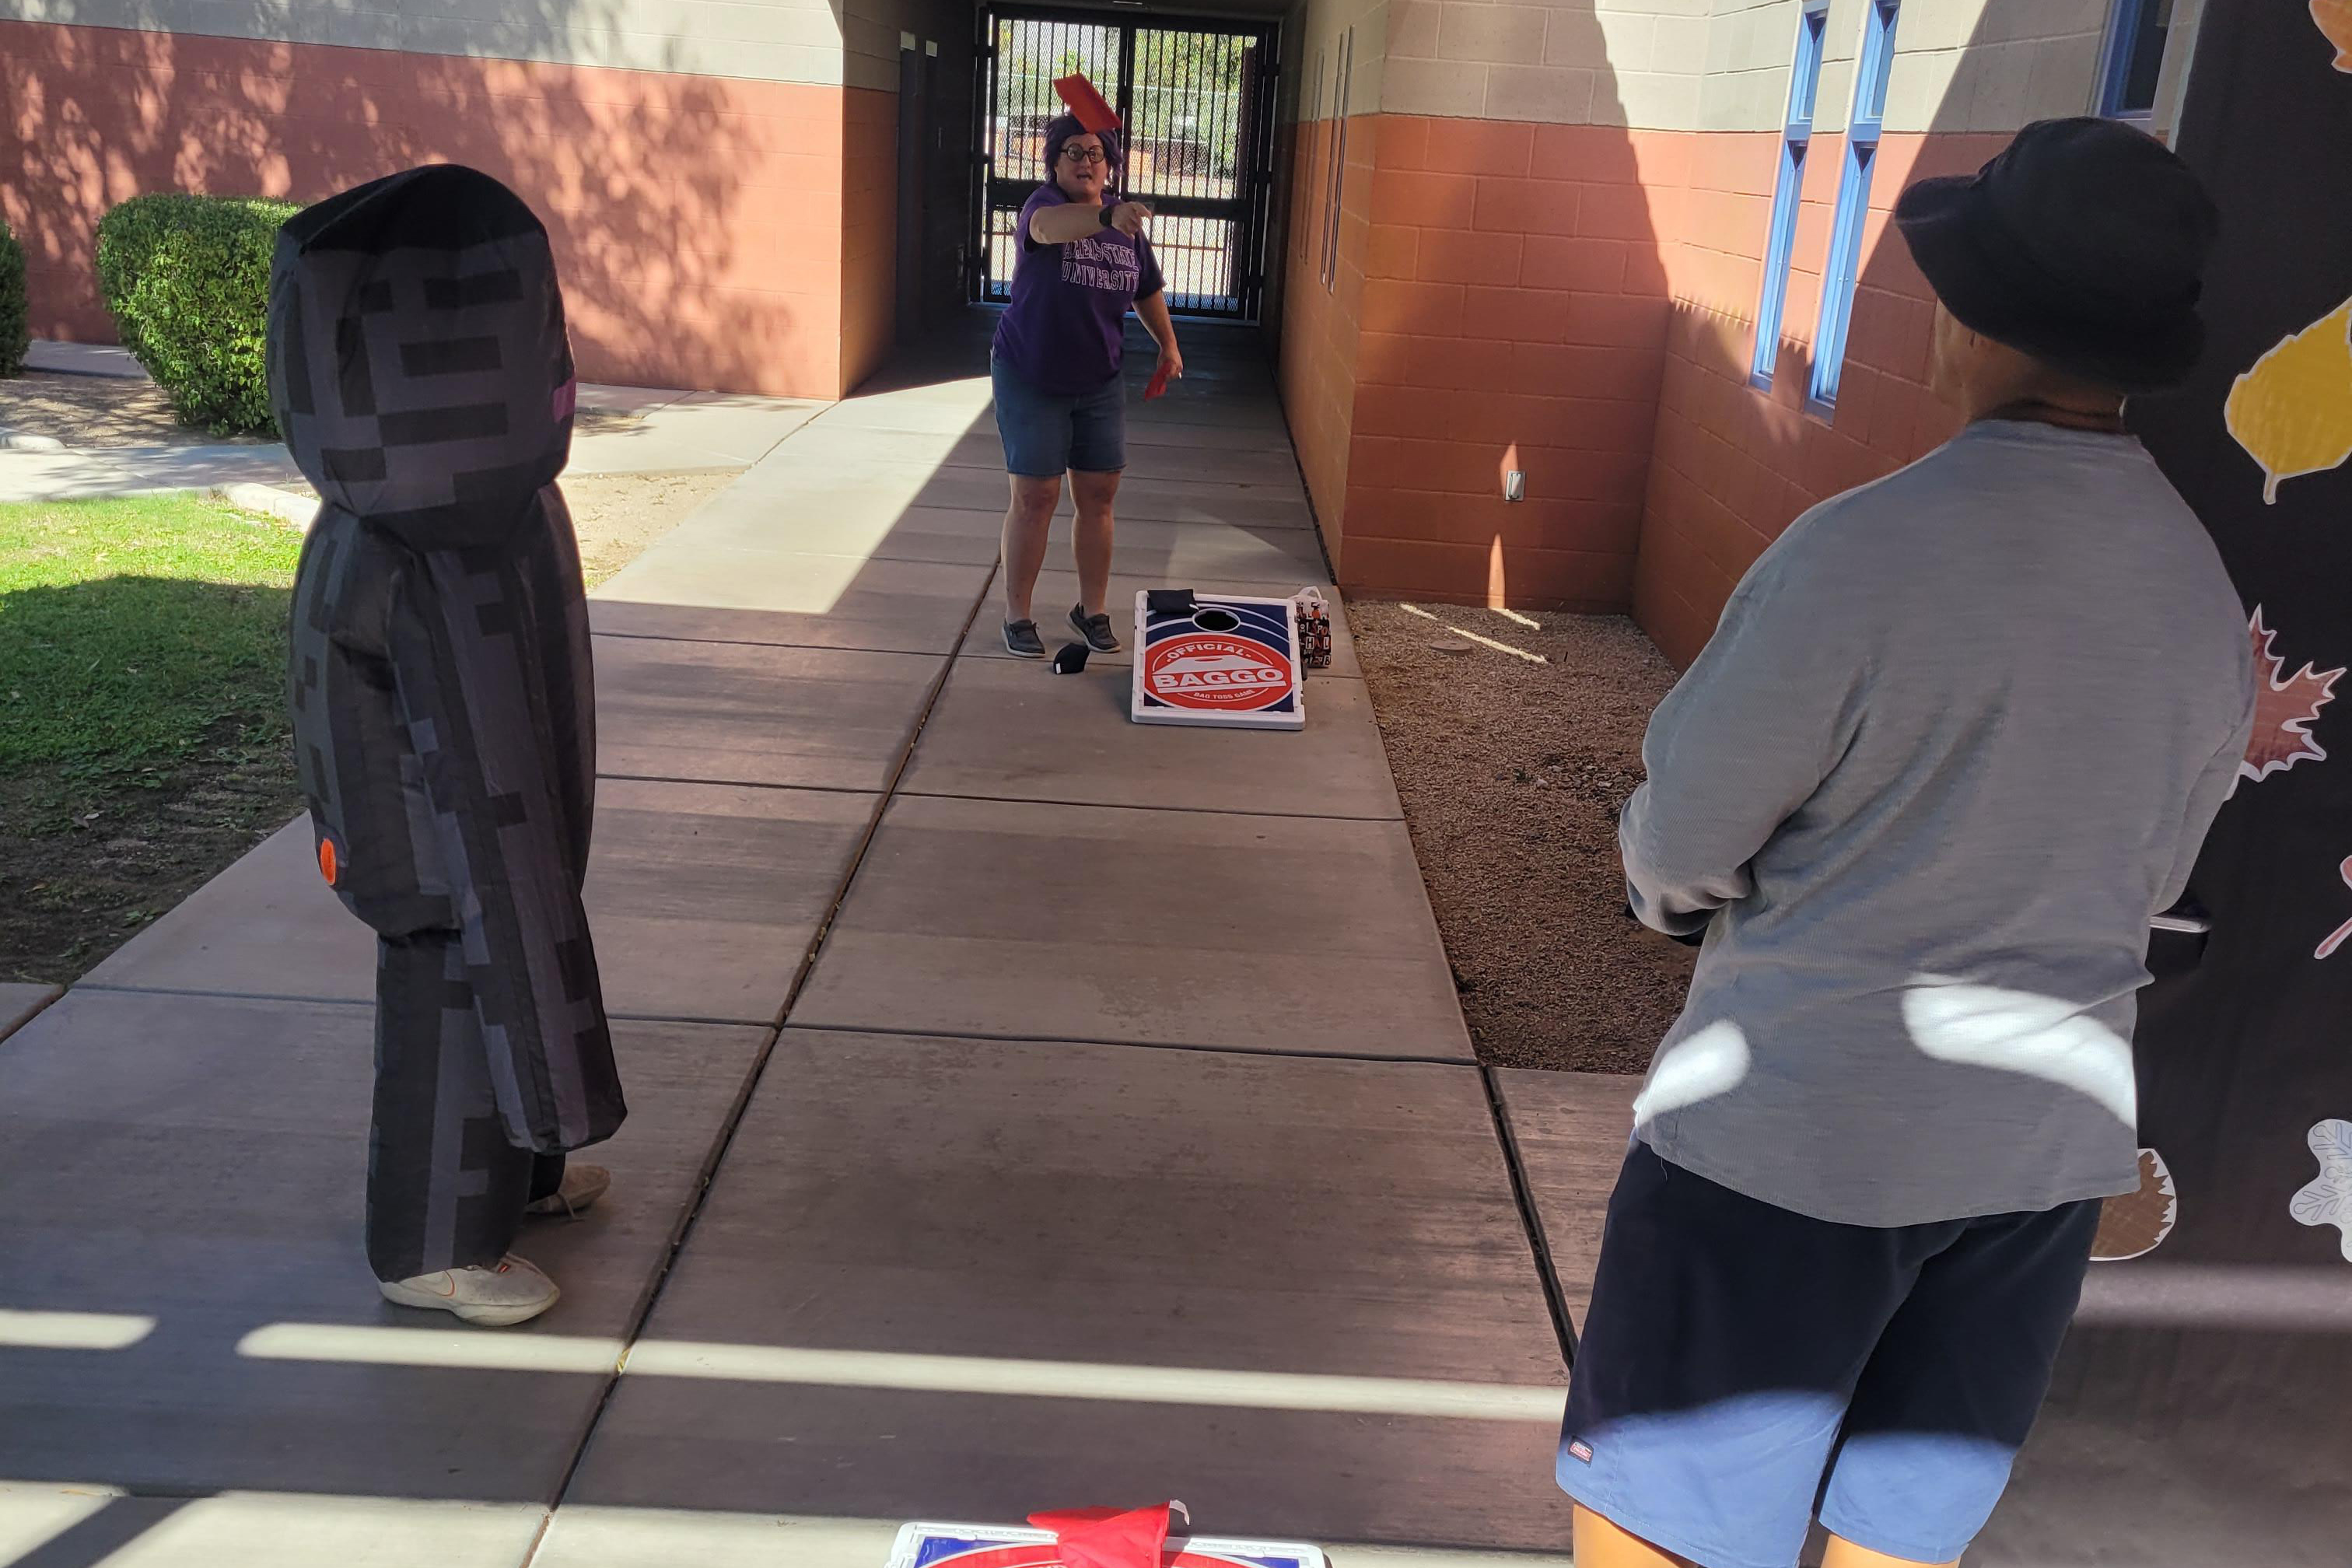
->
xmin=1481 ymin=1062 xmax=1580 ymax=1370
xmin=779 ymin=1020 xmax=1483 ymax=1069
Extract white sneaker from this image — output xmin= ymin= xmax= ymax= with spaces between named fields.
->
xmin=379 ymin=1255 xmax=560 ymax=1327
xmin=524 ymin=1164 xmax=611 ymax=1219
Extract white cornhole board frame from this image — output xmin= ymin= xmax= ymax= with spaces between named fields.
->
xmin=887 ymin=1521 xmax=1328 ymax=1568
xmin=1130 ymin=590 xmax=1306 ymax=731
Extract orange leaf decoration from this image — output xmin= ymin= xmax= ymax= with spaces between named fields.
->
xmin=2315 ymin=0 xmax=2352 ymax=71
xmin=2243 ymin=608 xmax=2343 ymax=782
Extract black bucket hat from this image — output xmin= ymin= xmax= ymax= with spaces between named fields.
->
xmin=1894 ymin=117 xmax=2220 ymax=394
xmin=1041 ymin=114 xmax=1122 ymax=181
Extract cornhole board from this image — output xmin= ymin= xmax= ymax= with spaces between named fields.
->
xmin=887 ymin=1522 xmax=1328 ymax=1567
xmin=1130 ymin=591 xmax=1305 ymax=731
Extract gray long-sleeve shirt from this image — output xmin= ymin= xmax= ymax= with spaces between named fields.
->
xmin=1623 ymin=419 xmax=2253 ymax=1227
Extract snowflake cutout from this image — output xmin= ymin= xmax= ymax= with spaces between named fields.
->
xmin=2242 ymin=608 xmax=2343 ymax=783
xmin=2288 ymin=1118 xmax=2352 ymax=1262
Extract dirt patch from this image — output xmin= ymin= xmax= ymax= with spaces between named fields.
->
xmin=0 ymin=725 xmax=296 ymax=985
xmin=0 ymin=369 xmax=269 ymax=447
xmin=562 ymin=468 xmax=741 ymax=586
xmin=0 ymin=368 xmax=644 ymax=448
xmin=1353 ymin=602 xmax=1694 ymax=1075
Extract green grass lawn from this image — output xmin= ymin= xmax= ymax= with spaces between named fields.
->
xmin=1 ymin=493 xmax=299 ymax=808
xmin=0 ymin=493 xmax=304 ymax=981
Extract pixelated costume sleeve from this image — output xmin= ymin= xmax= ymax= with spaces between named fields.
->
xmin=388 ymin=530 xmax=623 ymax=1155
xmin=289 ymin=509 xmax=458 ymax=940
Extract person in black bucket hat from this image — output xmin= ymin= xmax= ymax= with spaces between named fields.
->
xmin=1559 ymin=120 xmax=2256 ymax=1568
xmin=1897 ymin=116 xmax=2221 ymax=397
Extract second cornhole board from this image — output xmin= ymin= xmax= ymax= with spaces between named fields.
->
xmin=887 ymin=1522 xmax=1328 ymax=1567
xmin=1129 ymin=590 xmax=1306 ymax=731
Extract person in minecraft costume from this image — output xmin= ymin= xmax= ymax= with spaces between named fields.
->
xmin=271 ymin=164 xmax=626 ymax=1328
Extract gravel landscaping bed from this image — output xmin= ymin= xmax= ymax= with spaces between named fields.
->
xmin=1353 ymin=600 xmax=1694 ymax=1074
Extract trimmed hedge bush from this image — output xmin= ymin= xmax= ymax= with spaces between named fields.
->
xmin=96 ymin=194 xmax=299 ymax=435
xmin=0 ymin=219 xmax=27 ymax=378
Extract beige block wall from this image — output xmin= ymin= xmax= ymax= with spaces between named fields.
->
xmin=0 ymin=0 xmax=849 ymax=83
xmin=1386 ymin=0 xmax=1711 ymax=128
xmin=842 ymin=0 xmax=971 ymax=93
xmin=1701 ymin=0 xmax=1817 ymax=132
xmin=1697 ymin=0 xmax=2133 ymax=137
xmin=1889 ymin=0 xmax=2109 ymax=132
xmin=1294 ymin=0 xmax=1393 ymax=122
xmin=2148 ymin=0 xmax=2207 ymax=141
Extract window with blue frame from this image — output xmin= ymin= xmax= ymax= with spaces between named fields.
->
xmin=1752 ymin=0 xmax=1832 ymax=387
xmin=1809 ymin=0 xmax=1900 ymax=411
xmin=2098 ymin=0 xmax=2175 ymax=119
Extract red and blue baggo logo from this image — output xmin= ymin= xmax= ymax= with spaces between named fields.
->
xmin=1143 ymin=634 xmax=1293 ymax=710
xmin=1131 ymin=593 xmax=1305 ymax=730
xmin=890 ymin=1523 xmax=1325 ymax=1568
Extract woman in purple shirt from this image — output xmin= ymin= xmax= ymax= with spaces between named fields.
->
xmin=990 ymin=115 xmax=1185 ymax=658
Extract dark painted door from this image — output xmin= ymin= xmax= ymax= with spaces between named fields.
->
xmin=1986 ymin=5 xmax=2352 ymax=1561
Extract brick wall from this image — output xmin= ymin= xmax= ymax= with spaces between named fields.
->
xmin=839 ymin=86 xmax=900 ymax=397
xmin=1269 ymin=0 xmax=2193 ymax=644
xmin=1630 ymin=0 xmax=2129 ymax=663
xmin=1270 ymin=0 xmax=2213 ymax=641
xmin=0 ymin=0 xmax=972 ymax=398
xmin=1277 ymin=107 xmax=1379 ymax=571
xmin=1342 ymin=116 xmax=1671 ymax=604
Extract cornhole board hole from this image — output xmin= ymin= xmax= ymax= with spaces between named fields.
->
xmin=1130 ymin=590 xmax=1306 ymax=731
xmin=887 ymin=1522 xmax=1328 ymax=1567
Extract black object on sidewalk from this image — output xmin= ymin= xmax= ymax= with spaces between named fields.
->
xmin=1052 ymin=642 xmax=1092 ymax=674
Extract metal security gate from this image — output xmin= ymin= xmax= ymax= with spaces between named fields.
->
xmin=974 ymin=6 xmax=1279 ymax=319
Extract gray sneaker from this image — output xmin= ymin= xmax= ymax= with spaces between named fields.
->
xmin=379 ymin=1254 xmax=560 ymax=1328
xmin=1002 ymin=618 xmax=1045 ymax=658
xmin=1069 ymin=604 xmax=1121 ymax=653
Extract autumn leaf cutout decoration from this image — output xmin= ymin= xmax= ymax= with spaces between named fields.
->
xmin=2244 ymin=608 xmax=2343 ymax=782
xmin=2315 ymin=0 xmax=2352 ymax=72
xmin=2227 ymin=298 xmax=2352 ymax=503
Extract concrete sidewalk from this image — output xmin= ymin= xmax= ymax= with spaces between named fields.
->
xmin=0 ymin=342 xmax=821 ymax=503
xmin=0 ymin=317 xmax=1629 ymax=1566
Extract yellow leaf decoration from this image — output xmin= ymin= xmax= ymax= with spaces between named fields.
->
xmin=2315 ymin=0 xmax=2352 ymax=71
xmin=2226 ymin=297 xmax=2352 ymax=505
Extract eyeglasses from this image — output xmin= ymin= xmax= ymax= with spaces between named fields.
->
xmin=1060 ymin=145 xmax=1108 ymax=166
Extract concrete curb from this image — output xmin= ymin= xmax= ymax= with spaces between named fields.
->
xmin=0 ymin=429 xmax=65 ymax=453
xmin=0 ymin=983 xmax=64 ymax=1047
xmin=210 ymin=482 xmax=317 ymax=529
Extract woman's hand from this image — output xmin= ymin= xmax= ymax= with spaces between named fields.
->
xmin=1109 ymin=201 xmax=1153 ymax=236
xmin=1156 ymin=344 xmax=1185 ymax=383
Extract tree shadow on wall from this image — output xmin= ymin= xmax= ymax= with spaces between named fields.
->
xmin=1 ymin=2 xmax=789 ymax=392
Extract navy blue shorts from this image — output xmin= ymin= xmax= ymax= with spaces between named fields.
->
xmin=992 ymin=356 xmax=1126 ymax=478
xmin=1559 ymin=1142 xmax=2098 ymax=1568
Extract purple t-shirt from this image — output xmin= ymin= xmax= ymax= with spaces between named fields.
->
xmin=991 ymin=184 xmax=1165 ymax=395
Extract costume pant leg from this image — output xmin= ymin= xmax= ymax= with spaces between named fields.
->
xmin=366 ymin=932 xmax=538 ymax=1282
xmin=528 ymin=1153 xmax=567 ymax=1206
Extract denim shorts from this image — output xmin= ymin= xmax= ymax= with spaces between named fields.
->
xmin=1559 ymin=1141 xmax=2099 ymax=1568
xmin=992 ymin=355 xmax=1126 ymax=478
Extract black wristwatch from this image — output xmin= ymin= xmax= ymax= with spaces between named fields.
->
xmin=1098 ymin=203 xmax=1116 ymax=229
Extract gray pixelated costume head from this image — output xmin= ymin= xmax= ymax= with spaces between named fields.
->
xmin=274 ymin=165 xmax=623 ymax=1283
xmin=269 ymin=163 xmax=577 ymax=548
